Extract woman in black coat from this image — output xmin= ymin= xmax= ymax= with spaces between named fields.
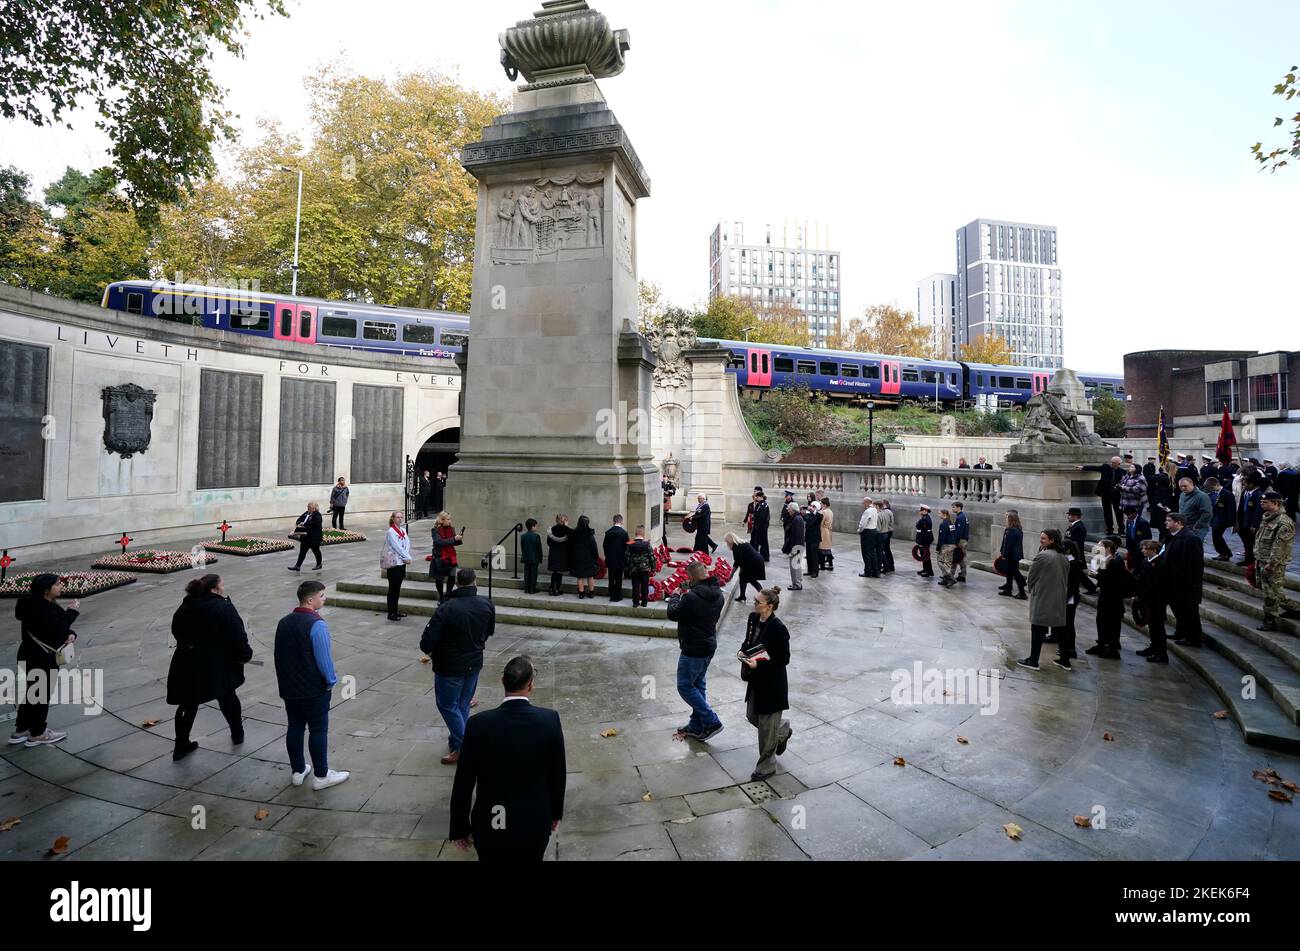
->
xmin=725 ymin=532 xmax=766 ymax=604
xmin=740 ymin=586 xmax=792 ymax=782
xmin=1086 ymin=538 xmax=1133 ymax=660
xmin=803 ymin=505 xmax=823 ymax=578
xmin=10 ymin=573 xmax=79 ymax=748
xmin=546 ymin=515 xmax=571 ymax=596
xmin=914 ymin=506 xmax=935 ymax=577
xmin=997 ymin=511 xmax=1027 ymax=599
xmin=167 ymin=574 xmax=253 ymax=761
xmin=1060 ymin=540 xmax=1085 ymax=661
xmin=568 ymin=515 xmax=600 ymax=598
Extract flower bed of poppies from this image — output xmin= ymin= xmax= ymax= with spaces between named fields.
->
xmin=288 ymin=529 xmax=368 ymax=546
xmin=0 ymin=570 xmax=138 ymax=599
xmin=203 ymin=536 xmax=295 ymax=556
xmin=92 ymin=550 xmax=218 ymax=573
xmin=646 ymin=550 xmax=733 ymax=602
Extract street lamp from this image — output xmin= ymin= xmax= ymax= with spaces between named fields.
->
xmin=279 ymin=165 xmax=304 ymax=296
xmin=866 ymin=400 xmax=875 ymax=465
xmin=742 ymin=325 xmax=756 ymax=342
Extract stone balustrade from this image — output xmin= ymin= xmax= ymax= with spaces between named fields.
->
xmin=752 ymin=464 xmax=1001 ymax=505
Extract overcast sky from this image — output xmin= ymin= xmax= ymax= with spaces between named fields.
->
xmin=3 ymin=0 xmax=1298 ymax=372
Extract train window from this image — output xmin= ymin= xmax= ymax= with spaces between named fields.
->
xmin=403 ymin=324 xmax=439 ymax=344
xmin=749 ymin=353 xmax=758 ymax=372
xmin=299 ymin=309 xmax=313 ymax=338
xmin=279 ymin=308 xmax=294 ymax=336
xmin=761 ymin=354 xmax=768 ymax=374
xmin=322 ymin=316 xmax=357 ymax=337
xmin=842 ymin=364 xmax=859 ymax=378
xmin=819 ymin=361 xmax=838 ymax=375
xmin=863 ymin=364 xmax=880 ymax=380
xmin=999 ymin=376 xmax=1015 ymax=388
xmin=363 ymin=320 xmax=398 ymax=342
xmin=950 ymin=373 xmax=957 ymax=386
xmin=903 ymin=369 xmax=920 ymax=383
xmin=126 ymin=292 xmax=144 ymax=315
xmin=439 ymin=331 xmax=468 ymax=348
xmin=231 ymin=306 xmax=271 ymax=332
xmin=796 ymin=360 xmax=816 ymax=374
xmin=774 ymin=357 xmax=794 ymax=373
xmin=977 ymin=373 xmax=985 ymax=387
xmin=1014 ymin=377 xmax=1030 ymax=389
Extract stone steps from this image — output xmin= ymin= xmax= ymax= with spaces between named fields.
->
xmin=970 ymin=557 xmax=1300 ymax=752
xmin=336 ymin=580 xmax=670 ymax=619
xmin=1205 ymin=559 xmax=1300 ymax=592
xmin=328 ymin=590 xmax=679 ymax=639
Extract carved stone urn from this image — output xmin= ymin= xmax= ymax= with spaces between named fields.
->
xmin=500 ymin=0 xmax=631 ymax=85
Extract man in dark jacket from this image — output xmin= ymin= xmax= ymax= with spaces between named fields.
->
xmin=1199 ymin=456 xmax=1218 ymax=485
xmin=1133 ymin=539 xmax=1171 ymax=663
xmin=603 ymin=515 xmax=629 ymax=602
xmin=421 ymin=569 xmax=496 ymax=765
xmin=780 ymin=490 xmax=795 ymax=529
xmin=1120 ymin=506 xmax=1152 ymax=558
xmin=1066 ymin=508 xmax=1097 ymax=594
xmin=1276 ymin=462 xmax=1300 ymax=521
xmin=750 ymin=491 xmax=771 ymax=562
xmin=450 ymin=656 xmax=565 ymax=863
xmin=289 ymin=501 xmax=324 ymax=571
xmin=11 ymin=574 xmax=78 ymax=748
xmin=1237 ymin=475 xmax=1264 ymax=566
xmin=667 ymin=562 xmax=725 ymax=741
xmin=1206 ymin=477 xmax=1236 ymax=561
xmin=1162 ymin=514 xmax=1204 ymax=647
xmin=329 ymin=477 xmax=350 ymax=530
xmin=1079 ymin=456 xmax=1124 ymax=533
xmin=432 ymin=471 xmax=447 ymax=514
xmin=417 ymin=470 xmax=432 ymax=519
xmin=691 ymin=495 xmax=715 ymax=554
xmin=952 ymin=501 xmax=970 ymax=582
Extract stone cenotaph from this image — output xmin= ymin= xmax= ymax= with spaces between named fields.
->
xmin=446 ymin=0 xmax=659 ymax=564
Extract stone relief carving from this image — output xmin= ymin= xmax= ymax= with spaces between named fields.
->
xmin=101 ymin=383 xmax=158 ymax=459
xmin=1017 ymin=382 xmax=1106 ymax=449
xmin=615 ymin=188 xmax=633 ymax=274
xmin=490 ymin=173 xmax=605 ymax=266
xmin=645 ymin=308 xmax=696 ymax=389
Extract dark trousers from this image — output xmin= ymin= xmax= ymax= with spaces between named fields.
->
xmin=917 ymin=545 xmax=933 ymax=575
xmin=175 ymin=691 xmax=243 ymax=745
xmin=523 ymin=563 xmax=539 ymax=594
xmin=15 ymin=668 xmax=52 ymax=736
xmin=294 ymin=540 xmax=322 ymax=569
xmin=737 ymin=571 xmax=763 ymax=601
xmin=1100 ymin=498 xmax=1117 ymax=533
xmin=806 ymin=543 xmax=820 ymax=577
xmin=883 ymin=532 xmax=895 ymax=572
xmin=876 ymin=533 xmax=891 ymax=573
xmin=631 ymin=571 xmax=650 ymax=607
xmin=1171 ymin=599 xmax=1203 ymax=644
xmin=860 ymin=531 xmax=879 ymax=577
xmin=607 ymin=568 xmax=625 ymax=601
xmin=1096 ymin=606 xmax=1123 ymax=650
xmin=1147 ymin=601 xmax=1168 ymax=655
xmin=1240 ymin=527 xmax=1256 ymax=564
xmin=387 ymin=564 xmax=406 ymax=615
xmin=1001 ymin=563 xmax=1026 ymax=594
xmin=694 ymin=534 xmax=715 ymax=554
xmin=331 ymin=507 xmax=346 ymax=530
xmin=1028 ymin=624 xmax=1066 ymax=665
xmin=1211 ymin=525 xmax=1232 ymax=559
xmin=752 ymin=531 xmax=770 ymax=562
xmin=549 ymin=571 xmax=564 ymax=595
xmin=1061 ymin=604 xmax=1078 ymax=658
xmin=434 ymin=572 xmax=458 ymax=601
xmin=284 ymin=691 xmax=331 ymax=778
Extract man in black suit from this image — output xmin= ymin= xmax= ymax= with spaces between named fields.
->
xmin=1199 ymin=455 xmax=1218 ymax=485
xmin=289 ymin=501 xmax=324 ymax=571
xmin=1133 ymin=539 xmax=1170 ymax=664
xmin=603 ymin=515 xmax=629 ymax=603
xmin=691 ymin=494 xmax=716 ymax=554
xmin=1078 ymin=456 xmax=1124 ymax=533
xmin=1162 ymin=514 xmax=1204 ymax=648
xmin=1066 ymin=508 xmax=1098 ymax=594
xmin=972 ymin=457 xmax=994 ymax=471
xmin=1120 ymin=505 xmax=1152 ymax=558
xmin=432 ymin=471 xmax=447 ymax=514
xmin=450 ymin=656 xmax=566 ymax=863
xmin=750 ymin=490 xmax=771 ymax=562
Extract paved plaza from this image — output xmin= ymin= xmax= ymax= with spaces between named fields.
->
xmin=2 ymin=515 xmax=1298 ymax=861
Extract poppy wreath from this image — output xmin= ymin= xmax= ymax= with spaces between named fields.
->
xmin=911 ymin=544 xmax=924 ymax=563
xmin=596 ymin=556 xmax=608 ymax=581
xmin=992 ymin=555 xmax=1007 ymax=576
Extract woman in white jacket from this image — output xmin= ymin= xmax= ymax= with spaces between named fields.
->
xmin=382 ymin=512 xmax=413 ymax=622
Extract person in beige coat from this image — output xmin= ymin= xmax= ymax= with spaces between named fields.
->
xmin=818 ymin=502 xmax=835 ymax=571
xmin=1018 ymin=529 xmax=1071 ymax=672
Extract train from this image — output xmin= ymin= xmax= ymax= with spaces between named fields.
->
xmin=101 ymin=280 xmax=1123 ymax=408
xmin=702 ymin=338 xmax=1125 ymax=409
xmin=101 ymin=280 xmax=469 ymax=359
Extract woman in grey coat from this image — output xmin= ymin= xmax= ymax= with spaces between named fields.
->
xmin=1018 ymin=529 xmax=1071 ymax=671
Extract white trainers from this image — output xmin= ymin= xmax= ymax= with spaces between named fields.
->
xmin=291 ymin=766 xmax=312 ymax=787
xmin=311 ymin=769 xmax=350 ymax=791
xmin=7 ymin=731 xmax=30 ymax=745
xmin=25 ymin=730 xmax=67 ymax=747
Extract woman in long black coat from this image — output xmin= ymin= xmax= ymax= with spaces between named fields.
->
xmin=546 ymin=514 xmax=572 ymax=597
xmin=11 ymin=573 xmax=78 ymax=748
xmin=1086 ymin=538 xmax=1133 ymax=660
xmin=914 ymin=506 xmax=935 ymax=577
xmin=568 ymin=515 xmax=600 ymax=599
xmin=997 ymin=511 xmax=1027 ymax=599
xmin=803 ymin=505 xmax=823 ymax=578
xmin=725 ymin=532 xmax=766 ymax=604
xmin=740 ymin=585 xmax=792 ymax=782
xmin=167 ymin=574 xmax=253 ymax=761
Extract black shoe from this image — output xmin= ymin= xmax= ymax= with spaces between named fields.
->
xmin=776 ymin=726 xmax=793 ymax=756
xmin=231 ymin=732 xmax=245 ymax=745
xmin=287 ymin=566 xmax=301 ymax=572
xmin=860 ymin=572 xmax=870 ymax=578
xmin=173 ymin=740 xmax=199 ymax=762
xmin=998 ymin=589 xmax=1012 ymax=597
xmin=1014 ymin=592 xmax=1028 ymax=600
xmin=1096 ymin=650 xmax=1121 ymax=660
xmin=1052 ymin=658 xmax=1072 ymax=672
xmin=1258 ymin=619 xmax=1279 ymax=632
xmin=1173 ymin=638 xmax=1202 ymax=648
xmin=1043 ymin=634 xmax=1058 ymax=644
xmin=750 ymin=770 xmax=776 ymax=782
xmin=790 ymin=584 xmax=804 ymax=590
xmin=1136 ymin=647 xmax=1154 ymax=657
xmin=1016 ymin=658 xmax=1040 ymax=670
xmin=313 ymin=564 xmax=322 ymax=571
xmin=388 ymin=614 xmax=403 ymax=621
xmin=734 ymin=596 xmax=746 ymax=603
xmin=957 ymin=577 xmax=967 ymax=583
xmin=1146 ymin=653 xmax=1169 ymax=663
xmin=1084 ymin=645 xmax=1104 ymax=656
xmin=695 ymin=723 xmax=724 ymax=741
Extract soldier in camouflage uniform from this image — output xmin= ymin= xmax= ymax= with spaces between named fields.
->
xmin=1255 ymin=491 xmax=1296 ymax=632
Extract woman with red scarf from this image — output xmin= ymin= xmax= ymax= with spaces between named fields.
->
xmin=382 ymin=512 xmax=413 ymax=621
xmin=429 ymin=511 xmax=462 ymax=603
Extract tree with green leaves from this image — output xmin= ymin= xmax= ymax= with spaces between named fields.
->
xmin=0 ymin=0 xmax=288 ymax=223
xmin=41 ymin=166 xmax=151 ymax=302
xmin=959 ymin=334 xmax=1014 ymax=366
xmin=1251 ymin=65 xmax=1300 ymax=172
xmin=0 ymin=166 xmax=56 ymax=290
xmin=1092 ymin=392 xmax=1127 ymax=439
xmin=827 ymin=304 xmax=930 ymax=357
xmin=692 ymin=295 xmax=808 ymax=345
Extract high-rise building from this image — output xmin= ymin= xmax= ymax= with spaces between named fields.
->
xmin=709 ymin=220 xmax=841 ymax=348
xmin=916 ymin=272 xmax=957 ymax=360
xmin=955 ymin=219 xmax=1062 ymax=369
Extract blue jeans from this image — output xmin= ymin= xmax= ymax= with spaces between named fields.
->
xmin=677 ymin=653 xmax=721 ymax=734
xmin=435 ymin=669 xmax=481 ymax=752
xmin=284 ymin=691 xmax=331 ymax=778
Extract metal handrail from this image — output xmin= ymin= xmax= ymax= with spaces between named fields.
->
xmin=482 ymin=523 xmax=524 ymax=601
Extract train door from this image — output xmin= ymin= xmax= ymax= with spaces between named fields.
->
xmin=273 ymin=302 xmax=318 ymax=345
xmin=1031 ymin=372 xmax=1050 ymax=395
xmin=881 ymin=360 xmax=901 ymax=396
xmin=748 ymin=349 xmax=772 ymax=388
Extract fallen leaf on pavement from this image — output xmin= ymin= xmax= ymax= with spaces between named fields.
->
xmin=642 ymin=793 xmax=653 ymax=802
xmin=254 ymin=809 xmax=270 ymax=821
xmin=1103 ymin=732 xmax=1115 ymax=742
xmin=893 ymin=757 xmax=906 ymax=767
xmin=0 ymin=817 xmax=21 ymax=832
xmin=141 ymin=719 xmax=160 ymax=728
xmin=599 ymin=728 xmax=618 ymax=738
xmin=1003 ymin=823 xmax=1023 ymax=840
xmin=956 ymin=736 xmax=969 ymax=745
xmin=1073 ymin=815 xmax=1091 ymax=828
xmin=1268 ymin=790 xmax=1293 ymax=804
xmin=419 ymin=656 xmax=430 ymax=665
xmin=47 ymin=836 xmax=70 ymax=856
xmin=1283 ymin=781 xmax=1299 ymax=793
xmin=1212 ymin=711 xmax=1229 ymax=720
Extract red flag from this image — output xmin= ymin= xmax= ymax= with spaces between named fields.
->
xmin=1216 ymin=403 xmax=1237 ymax=464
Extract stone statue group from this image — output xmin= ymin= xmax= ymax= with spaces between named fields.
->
xmin=495 ymin=182 xmax=603 ymax=253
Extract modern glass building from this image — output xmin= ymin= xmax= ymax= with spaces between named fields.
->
xmin=915 ymin=272 xmax=958 ymax=360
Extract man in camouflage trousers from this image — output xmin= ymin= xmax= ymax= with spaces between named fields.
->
xmin=1255 ymin=491 xmax=1296 ymax=632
